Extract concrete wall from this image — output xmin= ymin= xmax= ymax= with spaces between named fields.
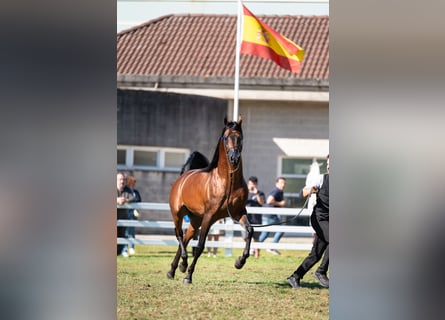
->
xmin=117 ymin=89 xmax=227 ymax=153
xmin=240 ymin=100 xmax=329 ymax=195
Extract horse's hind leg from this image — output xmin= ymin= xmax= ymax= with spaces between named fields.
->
xmin=183 ymin=218 xmax=210 ymax=284
xmin=178 ymin=213 xmax=202 ymax=273
xmin=167 ymin=213 xmax=188 ymax=279
xmin=235 ymin=212 xmax=252 ymax=269
xmin=178 ymin=228 xmax=191 ymax=273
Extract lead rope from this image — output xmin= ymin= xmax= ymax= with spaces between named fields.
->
xmin=222 ymin=135 xmax=308 ymax=227
xmin=225 ymin=171 xmax=235 ymax=220
xmin=225 ymin=166 xmax=310 ymax=228
xmin=250 ymin=195 xmax=310 ymax=228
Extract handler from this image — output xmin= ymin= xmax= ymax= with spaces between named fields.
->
xmin=287 ymin=155 xmax=329 ymax=289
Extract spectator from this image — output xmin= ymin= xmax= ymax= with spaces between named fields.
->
xmin=241 ymin=176 xmax=265 ymax=258
xmin=117 ymin=172 xmax=135 ymax=257
xmin=259 ymin=177 xmax=287 ymax=255
xmin=287 ymin=155 xmax=330 ymax=289
xmin=124 ymin=175 xmax=141 ymax=256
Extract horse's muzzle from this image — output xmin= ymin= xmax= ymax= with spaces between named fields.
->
xmin=228 ymin=149 xmax=241 ymax=166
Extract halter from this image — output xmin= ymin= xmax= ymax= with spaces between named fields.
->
xmin=221 ymin=132 xmax=243 ymax=152
xmin=219 ymin=128 xmax=243 ymax=219
xmin=221 ymin=129 xmax=243 ymax=174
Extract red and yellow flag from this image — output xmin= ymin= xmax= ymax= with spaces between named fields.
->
xmin=240 ymin=5 xmax=305 ymax=73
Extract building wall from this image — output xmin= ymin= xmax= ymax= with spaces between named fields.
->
xmin=117 ymin=89 xmax=227 ymax=152
xmin=240 ymin=100 xmax=329 ymax=195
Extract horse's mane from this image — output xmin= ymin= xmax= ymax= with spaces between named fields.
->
xmin=205 ymin=120 xmax=243 ymax=172
xmin=180 ymin=151 xmax=210 ymax=175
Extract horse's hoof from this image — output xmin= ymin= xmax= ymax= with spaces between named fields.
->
xmin=234 ymin=256 xmax=246 ymax=269
xmin=166 ymin=271 xmax=174 ymax=279
xmin=179 ymin=263 xmax=188 ymax=273
xmin=182 ymin=278 xmax=192 ymax=285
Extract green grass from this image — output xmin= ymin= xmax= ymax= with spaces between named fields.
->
xmin=118 ymin=245 xmax=329 ymax=320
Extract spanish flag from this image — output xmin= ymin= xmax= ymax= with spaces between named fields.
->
xmin=240 ymin=5 xmax=305 ymax=73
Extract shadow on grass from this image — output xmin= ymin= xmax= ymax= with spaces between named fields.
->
xmin=139 ymin=254 xmax=174 ymax=258
xmin=274 ymin=281 xmax=328 ymax=290
xmin=199 ymin=278 xmax=328 ymax=291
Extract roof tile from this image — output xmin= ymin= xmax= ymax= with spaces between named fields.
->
xmin=117 ymin=14 xmax=329 ymax=81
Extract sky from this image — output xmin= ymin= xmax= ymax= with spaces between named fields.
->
xmin=117 ymin=0 xmax=329 ymax=33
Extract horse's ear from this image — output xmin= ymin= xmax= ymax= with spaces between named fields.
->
xmin=237 ymin=114 xmax=243 ymax=125
xmin=224 ymin=117 xmax=228 ymax=125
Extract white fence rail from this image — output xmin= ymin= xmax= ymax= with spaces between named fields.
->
xmin=117 ymin=202 xmax=314 ymax=252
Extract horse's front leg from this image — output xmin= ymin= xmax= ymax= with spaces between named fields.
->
xmin=235 ymin=212 xmax=251 ymax=269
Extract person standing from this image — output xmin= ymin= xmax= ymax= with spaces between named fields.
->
xmin=124 ymin=175 xmax=141 ymax=256
xmin=259 ymin=177 xmax=287 ymax=255
xmin=116 ymin=172 xmax=135 ymax=257
xmin=241 ymin=176 xmax=265 ymax=258
xmin=287 ymin=155 xmax=330 ymax=289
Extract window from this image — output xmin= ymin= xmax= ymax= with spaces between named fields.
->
xmin=117 ymin=149 xmax=126 ymax=166
xmin=279 ymin=157 xmax=328 ymax=208
xmin=117 ymin=145 xmax=189 ymax=172
xmin=134 ymin=150 xmax=157 ymax=167
xmin=164 ymin=151 xmax=187 ymax=168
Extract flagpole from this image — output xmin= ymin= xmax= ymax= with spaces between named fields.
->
xmin=233 ymin=0 xmax=242 ymax=122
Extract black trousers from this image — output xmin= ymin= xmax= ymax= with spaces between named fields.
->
xmin=294 ymin=213 xmax=329 ymax=278
xmin=117 ymin=210 xmax=127 ymax=255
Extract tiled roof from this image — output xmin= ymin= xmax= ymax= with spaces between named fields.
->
xmin=117 ymin=14 xmax=328 ymax=84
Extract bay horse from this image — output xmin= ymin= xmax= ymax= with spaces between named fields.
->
xmin=167 ymin=116 xmax=253 ymax=284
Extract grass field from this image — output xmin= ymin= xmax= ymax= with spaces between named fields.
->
xmin=118 ymin=245 xmax=329 ymax=320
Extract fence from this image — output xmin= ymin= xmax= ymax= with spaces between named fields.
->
xmin=117 ymin=202 xmax=315 ymax=253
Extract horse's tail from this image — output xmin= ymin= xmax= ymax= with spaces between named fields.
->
xmin=180 ymin=151 xmax=210 ymax=175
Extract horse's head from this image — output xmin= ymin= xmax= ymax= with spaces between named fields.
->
xmin=222 ymin=116 xmax=243 ymax=167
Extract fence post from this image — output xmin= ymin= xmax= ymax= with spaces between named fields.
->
xmin=224 ymin=219 xmax=233 ymax=256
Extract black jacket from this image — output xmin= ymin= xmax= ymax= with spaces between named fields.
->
xmin=314 ymin=173 xmax=329 ymax=220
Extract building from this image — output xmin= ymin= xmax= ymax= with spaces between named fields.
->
xmin=117 ymin=13 xmax=329 ymax=220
